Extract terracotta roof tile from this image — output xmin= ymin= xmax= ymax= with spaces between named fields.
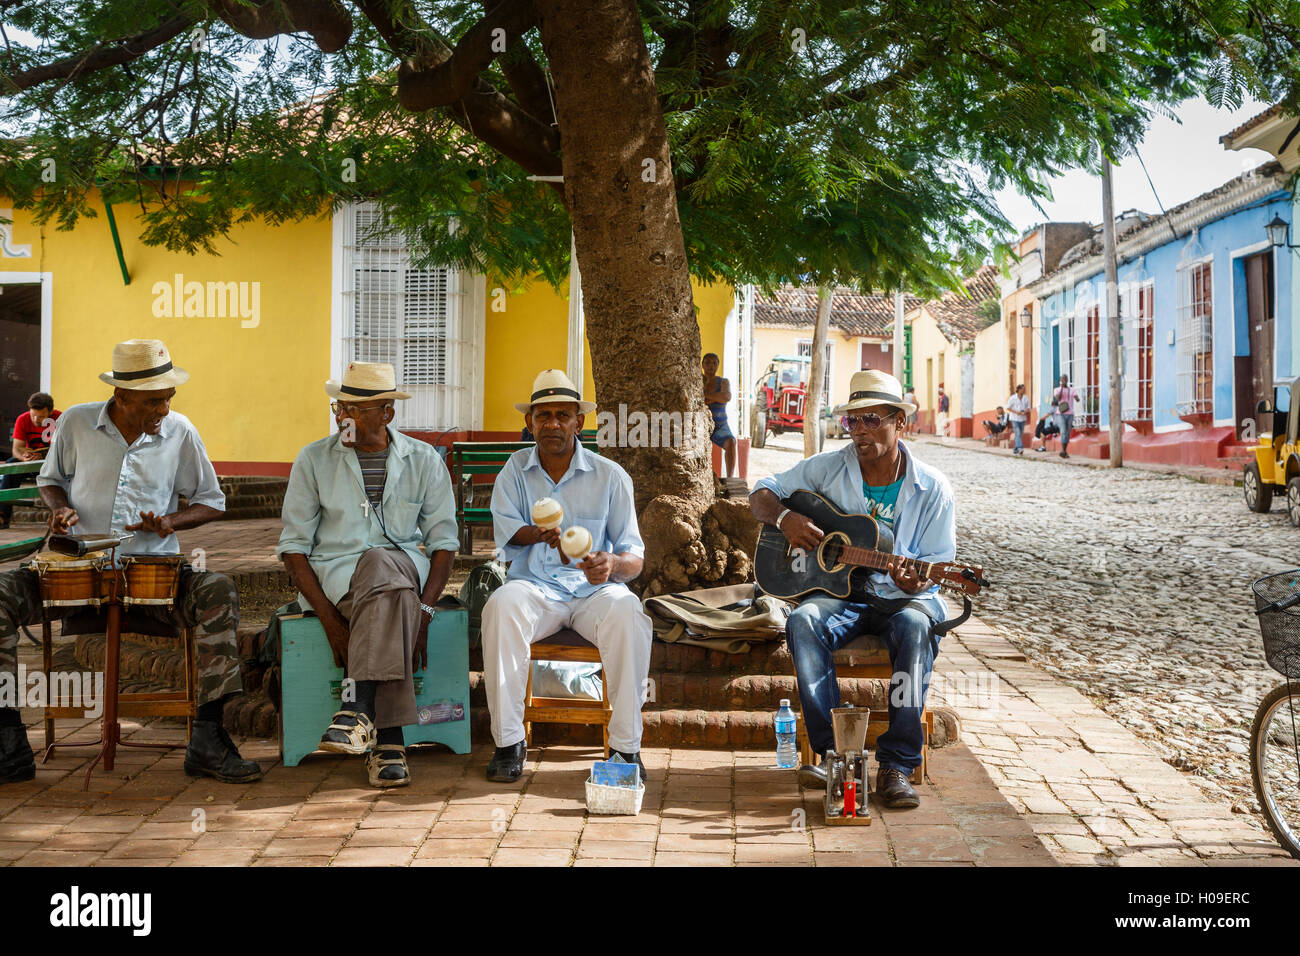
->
xmin=1220 ymin=103 xmax=1285 ymax=144
xmin=753 ymin=286 xmax=923 ymax=336
xmin=916 ymin=264 xmax=1001 ymax=342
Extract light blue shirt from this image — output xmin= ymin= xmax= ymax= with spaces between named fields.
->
xmin=276 ymin=427 xmax=459 ymax=610
xmin=492 ymin=442 xmax=644 ymax=601
xmin=36 ymin=401 xmax=225 ymax=559
xmin=755 ymin=442 xmax=956 ymax=621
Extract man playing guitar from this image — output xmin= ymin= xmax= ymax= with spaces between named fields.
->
xmin=749 ymin=369 xmax=955 ymax=809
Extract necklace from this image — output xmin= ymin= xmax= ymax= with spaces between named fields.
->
xmin=862 ymin=450 xmax=903 ymax=518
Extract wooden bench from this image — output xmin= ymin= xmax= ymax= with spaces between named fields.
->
xmin=450 ymin=435 xmax=600 ymax=554
xmin=791 ymin=631 xmax=932 ymax=785
xmin=524 ymin=627 xmax=611 ymax=756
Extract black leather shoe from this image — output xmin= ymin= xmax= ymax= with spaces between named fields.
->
xmin=608 ymin=749 xmax=647 ymax=784
xmin=0 ymin=725 xmax=35 ymax=784
xmin=486 ymin=740 xmax=527 ymax=782
xmin=184 ymin=720 xmax=264 ymax=783
xmin=876 ymin=767 xmax=920 ymax=809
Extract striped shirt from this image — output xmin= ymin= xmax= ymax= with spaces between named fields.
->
xmin=354 ymin=448 xmax=388 ymax=505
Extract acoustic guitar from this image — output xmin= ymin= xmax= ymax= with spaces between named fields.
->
xmin=754 ymin=489 xmax=989 ymax=603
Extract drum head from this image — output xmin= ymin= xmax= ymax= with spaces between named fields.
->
xmin=32 ymin=550 xmax=108 ymax=570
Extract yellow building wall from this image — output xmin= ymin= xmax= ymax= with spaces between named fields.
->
xmin=482 ymin=277 xmax=733 ymax=433
xmin=907 ymin=308 xmax=962 ymax=420
xmin=0 ymin=193 xmax=332 ymax=468
xmin=973 ymin=320 xmax=1008 ymax=416
xmin=2 ymin=193 xmax=735 ymax=462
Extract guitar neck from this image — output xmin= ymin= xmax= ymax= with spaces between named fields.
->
xmin=839 ymin=544 xmax=932 ymax=581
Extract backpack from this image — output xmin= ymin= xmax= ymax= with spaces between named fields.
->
xmin=459 ymin=560 xmax=508 ymax=648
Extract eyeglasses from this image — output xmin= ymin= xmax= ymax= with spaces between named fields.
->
xmin=331 ymin=402 xmax=392 ymax=417
xmin=841 ymin=412 xmax=898 ymax=431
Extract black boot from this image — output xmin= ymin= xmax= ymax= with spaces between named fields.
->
xmin=486 ymin=740 xmax=527 ymax=782
xmin=609 ymin=749 xmax=647 ymax=784
xmin=184 ymin=720 xmax=264 ymax=783
xmin=0 ymin=725 xmax=34 ymax=784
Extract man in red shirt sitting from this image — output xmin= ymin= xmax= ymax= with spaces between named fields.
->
xmin=0 ymin=392 xmax=60 ymax=529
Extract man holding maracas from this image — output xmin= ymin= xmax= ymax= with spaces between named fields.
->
xmin=481 ymin=370 xmax=652 ymax=784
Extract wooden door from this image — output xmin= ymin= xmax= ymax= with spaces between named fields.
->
xmin=1244 ymin=252 xmax=1275 ymax=438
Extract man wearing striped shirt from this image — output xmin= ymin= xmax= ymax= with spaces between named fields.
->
xmin=277 ymin=362 xmax=459 ymax=788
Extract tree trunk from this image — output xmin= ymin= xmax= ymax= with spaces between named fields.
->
xmin=535 ymin=0 xmax=751 ymax=596
xmin=804 ymin=284 xmax=833 ymax=457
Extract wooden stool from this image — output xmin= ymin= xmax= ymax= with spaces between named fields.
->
xmin=42 ymin=607 xmax=196 ymax=788
xmin=524 ymin=628 xmax=612 ymax=756
xmin=791 ymin=631 xmax=932 ymax=785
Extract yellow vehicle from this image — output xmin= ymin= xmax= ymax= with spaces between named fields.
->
xmin=1245 ymin=377 xmax=1300 ymax=526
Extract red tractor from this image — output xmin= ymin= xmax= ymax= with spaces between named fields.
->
xmin=751 ymin=355 xmax=826 ymax=449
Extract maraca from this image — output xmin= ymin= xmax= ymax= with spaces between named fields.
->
xmin=560 ymin=525 xmax=593 ymax=561
xmin=531 ymin=497 xmax=564 ymax=530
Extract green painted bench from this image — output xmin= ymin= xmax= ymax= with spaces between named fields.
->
xmin=0 ymin=460 xmax=44 ymax=563
xmin=451 ymin=433 xmax=600 ymax=554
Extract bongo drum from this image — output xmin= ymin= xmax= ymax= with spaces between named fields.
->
xmin=119 ymin=555 xmax=184 ymax=607
xmin=29 ymin=551 xmax=114 ymax=608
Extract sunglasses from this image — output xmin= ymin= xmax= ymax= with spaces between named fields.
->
xmin=841 ymin=412 xmax=898 ymax=431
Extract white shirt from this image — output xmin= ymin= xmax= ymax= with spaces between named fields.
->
xmin=1006 ymin=393 xmax=1031 ymax=423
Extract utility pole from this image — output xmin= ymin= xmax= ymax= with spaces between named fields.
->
xmin=893 ymin=290 xmax=905 ymax=383
xmin=1102 ymin=155 xmax=1122 ymax=467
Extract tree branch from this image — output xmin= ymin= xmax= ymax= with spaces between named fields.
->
xmin=396 ymin=0 xmax=538 ymax=111
xmin=212 ymin=0 xmax=353 ymax=53
xmin=1 ymin=13 xmax=197 ymax=93
xmin=498 ymin=32 xmax=554 ymax=126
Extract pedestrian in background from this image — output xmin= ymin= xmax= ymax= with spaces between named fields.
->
xmin=937 ymin=384 xmax=949 ymax=438
xmin=1006 ymin=384 xmax=1030 ymax=456
xmin=1052 ymin=374 xmax=1079 ymax=459
xmin=903 ymin=386 xmax=918 ymax=437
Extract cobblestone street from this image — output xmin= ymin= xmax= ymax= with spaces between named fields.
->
xmin=755 ymin=433 xmax=1293 ymax=833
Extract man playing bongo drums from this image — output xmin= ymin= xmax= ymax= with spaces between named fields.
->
xmin=0 ymin=339 xmax=262 ymax=785
xmin=277 ymin=362 xmax=458 ymax=788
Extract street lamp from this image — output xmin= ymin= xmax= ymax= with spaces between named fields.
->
xmin=1019 ymin=305 xmax=1032 ymax=328
xmin=1266 ymin=214 xmax=1300 ymax=250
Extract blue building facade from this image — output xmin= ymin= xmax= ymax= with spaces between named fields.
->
xmin=1030 ymin=169 xmax=1293 ymax=462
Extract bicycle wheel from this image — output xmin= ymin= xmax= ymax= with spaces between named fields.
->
xmin=1251 ymin=681 xmax=1300 ymax=860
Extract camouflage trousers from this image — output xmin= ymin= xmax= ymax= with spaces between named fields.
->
xmin=0 ymin=564 xmax=243 ymax=707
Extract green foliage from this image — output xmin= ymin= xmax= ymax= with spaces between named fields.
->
xmin=975 ymin=298 xmax=1002 ymax=330
xmin=1 ymin=0 xmax=1298 ymax=295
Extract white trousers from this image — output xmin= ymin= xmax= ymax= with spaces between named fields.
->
xmin=481 ymin=579 xmax=653 ymax=752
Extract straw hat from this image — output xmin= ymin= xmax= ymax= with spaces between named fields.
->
xmin=833 ymin=369 xmax=916 ymax=416
xmin=325 ymin=362 xmax=411 ymax=402
xmin=99 ymin=339 xmax=190 ymax=390
xmin=514 ymin=369 xmax=595 ymax=414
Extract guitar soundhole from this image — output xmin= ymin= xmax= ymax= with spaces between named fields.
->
xmin=818 ymin=532 xmax=850 ymax=573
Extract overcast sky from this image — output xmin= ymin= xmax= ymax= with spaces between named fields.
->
xmin=993 ymin=95 xmax=1278 ymax=236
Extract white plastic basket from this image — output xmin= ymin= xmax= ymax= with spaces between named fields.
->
xmin=585 ymin=777 xmax=645 ymax=815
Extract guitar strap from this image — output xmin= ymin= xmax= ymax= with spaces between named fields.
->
xmin=854 ymin=589 xmax=972 ymax=637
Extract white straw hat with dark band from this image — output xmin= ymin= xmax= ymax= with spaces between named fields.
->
xmin=514 ymin=369 xmax=596 ymax=414
xmin=833 ymin=369 xmax=917 ymax=416
xmin=98 ymin=339 xmax=190 ymax=390
xmin=325 ymin=362 xmax=412 ymax=402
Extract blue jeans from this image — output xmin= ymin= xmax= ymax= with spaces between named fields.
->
xmin=784 ymin=595 xmax=939 ymax=774
xmin=1055 ymin=413 xmax=1073 ymax=449
xmin=1011 ymin=420 xmax=1025 ymax=452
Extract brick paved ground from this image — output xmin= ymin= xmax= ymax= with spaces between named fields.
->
xmin=0 ymin=719 xmax=1051 ymax=866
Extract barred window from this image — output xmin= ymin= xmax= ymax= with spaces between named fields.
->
xmin=340 ymin=202 xmax=473 ymax=431
xmin=1176 ymin=258 xmax=1213 ymax=416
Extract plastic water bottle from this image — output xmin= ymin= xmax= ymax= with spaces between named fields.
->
xmin=775 ymin=699 xmax=798 ymax=769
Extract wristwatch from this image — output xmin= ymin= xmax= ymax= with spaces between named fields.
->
xmin=419 ymin=602 xmax=436 ymax=617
